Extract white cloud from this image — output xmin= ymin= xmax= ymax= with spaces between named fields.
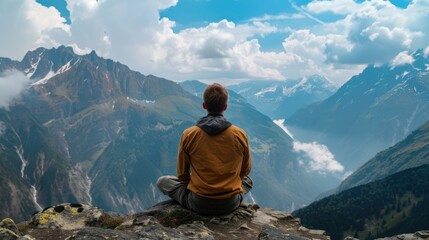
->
xmin=293 ymin=141 xmax=344 ymax=173
xmin=248 ymin=13 xmax=305 ymax=22
xmin=0 ymin=0 xmax=69 ymax=60
xmin=305 ymin=0 xmax=359 ymax=15
xmin=274 ymin=117 xmax=343 ymax=174
xmin=390 ymin=51 xmax=414 ymax=68
xmin=0 ymin=70 xmax=31 ymax=109
xmin=302 ymin=0 xmax=427 ymax=66
xmin=273 ymin=119 xmax=294 ymax=139
xmin=157 ymin=0 xmax=178 ymax=10
xmin=1 ymin=0 xmax=429 ymax=85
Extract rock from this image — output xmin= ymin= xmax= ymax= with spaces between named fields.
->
xmin=258 ymin=225 xmax=310 ymax=240
xmin=2 ymin=201 xmax=332 ymax=240
xmin=29 ymin=203 xmax=104 ymax=230
xmin=66 ymin=227 xmax=138 ymax=239
xmin=375 ymin=232 xmax=427 ymax=240
xmin=415 ymin=231 xmax=429 ymax=239
xmin=308 ymin=229 xmax=326 ymax=235
xmin=176 ymin=221 xmax=214 ymax=239
xmin=0 ymin=227 xmax=20 ymax=240
xmin=0 ymin=218 xmax=21 ymax=236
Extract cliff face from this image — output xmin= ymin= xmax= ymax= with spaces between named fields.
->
xmin=0 ymin=201 xmax=330 ymax=240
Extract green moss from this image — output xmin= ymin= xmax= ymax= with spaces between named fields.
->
xmin=99 ymin=213 xmax=126 ymax=229
xmin=157 ymin=209 xmax=204 ymax=228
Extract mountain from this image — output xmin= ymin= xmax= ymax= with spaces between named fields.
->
xmin=293 ymin=164 xmax=429 ymax=240
xmin=0 ymin=106 xmax=85 ymax=221
xmin=338 ymin=119 xmax=429 ymax=192
xmin=286 ymin=49 xmax=429 ymax=171
xmin=228 ymin=76 xmax=338 ymax=119
xmin=0 ymin=46 xmax=326 ymax=220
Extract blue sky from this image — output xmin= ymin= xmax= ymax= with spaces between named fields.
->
xmin=1 ymin=0 xmax=426 ymax=85
xmin=36 ymin=0 xmax=412 ymax=52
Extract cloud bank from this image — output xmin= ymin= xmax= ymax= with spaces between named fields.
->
xmin=293 ymin=141 xmax=344 ymax=173
xmin=274 ymin=119 xmax=344 ymax=174
xmin=1 ymin=0 xmax=428 ymax=84
xmin=0 ymin=70 xmax=31 ymax=109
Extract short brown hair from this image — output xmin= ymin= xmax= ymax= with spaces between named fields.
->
xmin=203 ymin=83 xmax=228 ymax=114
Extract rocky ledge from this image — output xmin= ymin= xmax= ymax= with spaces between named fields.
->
xmin=0 ymin=200 xmax=329 ymax=240
xmin=1 ymin=201 xmax=428 ymax=240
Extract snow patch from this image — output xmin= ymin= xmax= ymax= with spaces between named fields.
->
xmin=364 ymin=88 xmax=375 ymax=95
xmin=32 ymin=59 xmax=78 ymax=86
xmin=84 ymin=174 xmax=93 ymax=205
xmin=155 ymin=123 xmax=173 ymax=131
xmin=15 ymin=145 xmax=28 ymax=178
xmin=126 ymin=97 xmax=156 ymax=104
xmin=31 ymin=185 xmax=43 ymax=211
xmin=237 ymin=87 xmax=251 ymax=94
xmin=24 ymin=55 xmax=42 ymax=78
xmin=255 ymin=86 xmax=277 ymax=97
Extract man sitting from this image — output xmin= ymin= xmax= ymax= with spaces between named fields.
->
xmin=157 ymin=83 xmax=252 ymax=215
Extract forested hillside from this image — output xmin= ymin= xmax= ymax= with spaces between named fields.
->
xmin=293 ymin=164 xmax=429 ymax=240
xmin=339 ymin=120 xmax=429 ymax=192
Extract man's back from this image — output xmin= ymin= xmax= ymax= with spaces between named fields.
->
xmin=178 ymin=123 xmax=251 ymax=199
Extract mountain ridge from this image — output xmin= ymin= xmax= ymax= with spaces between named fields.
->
xmin=286 ymin=48 xmax=429 ymax=171
xmin=0 ymin=46 xmax=321 ymax=221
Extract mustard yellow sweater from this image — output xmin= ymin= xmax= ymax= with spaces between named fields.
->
xmin=177 ymin=125 xmax=251 ymax=199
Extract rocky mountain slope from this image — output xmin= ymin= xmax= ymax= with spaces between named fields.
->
xmin=0 ymin=46 xmax=325 ymax=221
xmin=293 ymin=164 xmax=429 ymax=240
xmin=0 ymin=106 xmax=86 ymax=221
xmin=287 ymin=49 xmax=429 ymax=171
xmin=338 ymin=119 xmax=429 ymax=192
xmin=228 ymin=76 xmax=338 ymax=119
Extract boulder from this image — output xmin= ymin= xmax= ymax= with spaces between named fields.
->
xmin=29 ymin=203 xmax=103 ymax=230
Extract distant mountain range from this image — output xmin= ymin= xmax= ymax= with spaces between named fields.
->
xmin=228 ymin=76 xmax=338 ymax=119
xmin=0 ymin=46 xmax=330 ymax=220
xmin=286 ymin=49 xmax=429 ymax=171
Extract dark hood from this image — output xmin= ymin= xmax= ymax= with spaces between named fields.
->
xmin=196 ymin=114 xmax=232 ymax=135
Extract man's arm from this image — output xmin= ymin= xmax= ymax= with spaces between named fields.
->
xmin=240 ymin=136 xmax=252 ymax=178
xmin=177 ymin=134 xmax=191 ymax=183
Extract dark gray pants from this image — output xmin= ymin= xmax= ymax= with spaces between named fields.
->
xmin=157 ymin=175 xmax=253 ymax=215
